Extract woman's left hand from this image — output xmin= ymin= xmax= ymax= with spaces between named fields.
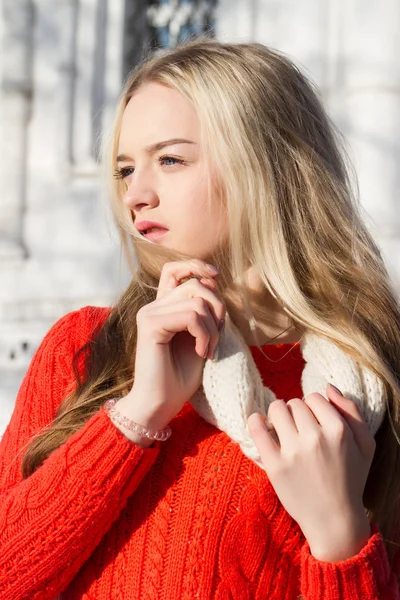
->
xmin=247 ymin=384 xmax=376 ymax=561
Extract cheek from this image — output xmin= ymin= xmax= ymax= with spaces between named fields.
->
xmin=166 ymin=170 xmax=227 ymax=237
xmin=186 ymin=193 xmax=228 ymax=243
xmin=172 ymin=176 xmax=208 ymax=216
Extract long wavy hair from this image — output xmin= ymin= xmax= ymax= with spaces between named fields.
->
xmin=22 ymin=39 xmax=400 ymax=568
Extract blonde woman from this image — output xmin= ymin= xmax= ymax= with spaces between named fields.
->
xmin=1 ymin=39 xmax=400 ymax=599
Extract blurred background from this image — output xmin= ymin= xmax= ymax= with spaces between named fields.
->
xmin=1 ymin=0 xmax=399 ymax=436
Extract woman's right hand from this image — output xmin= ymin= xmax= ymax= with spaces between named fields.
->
xmin=115 ymin=260 xmax=226 ymax=443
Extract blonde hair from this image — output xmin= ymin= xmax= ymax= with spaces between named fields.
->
xmin=23 ymin=39 xmax=400 ymax=567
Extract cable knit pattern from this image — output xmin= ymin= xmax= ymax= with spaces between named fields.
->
xmin=0 ymin=305 xmax=398 ymax=600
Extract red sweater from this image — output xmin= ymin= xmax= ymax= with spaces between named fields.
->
xmin=0 ymin=306 xmax=399 ymax=599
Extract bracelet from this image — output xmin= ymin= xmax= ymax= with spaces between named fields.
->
xmin=104 ymin=398 xmax=172 ymax=441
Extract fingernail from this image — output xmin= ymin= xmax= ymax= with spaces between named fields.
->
xmin=329 ymin=383 xmax=343 ymax=396
xmin=203 ymin=344 xmax=209 ymax=359
xmin=212 ymin=344 xmax=219 ymax=361
xmin=206 ymin=263 xmax=219 ymax=274
xmin=218 ymin=318 xmax=225 ymax=334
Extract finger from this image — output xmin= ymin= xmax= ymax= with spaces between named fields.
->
xmin=156 ymin=260 xmax=219 ymax=300
xmin=156 ymin=276 xmax=219 ymax=310
xmin=198 ymin=277 xmax=218 ymax=291
xmin=155 ymin=277 xmax=225 ymax=334
xmin=149 ymin=309 xmax=211 ymax=359
xmin=267 ymin=400 xmax=299 ymax=446
xmin=285 ymin=397 xmax=322 ymax=435
xmin=149 ymin=298 xmax=219 ymax=359
xmin=326 ymin=384 xmax=376 ymax=459
xmin=247 ymin=413 xmax=281 ymax=465
xmin=303 ymin=392 xmax=352 ymax=431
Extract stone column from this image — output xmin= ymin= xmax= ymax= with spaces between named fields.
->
xmin=341 ymin=0 xmax=400 ymax=287
xmin=0 ymin=0 xmax=33 ymax=262
xmin=20 ymin=0 xmax=126 ymax=318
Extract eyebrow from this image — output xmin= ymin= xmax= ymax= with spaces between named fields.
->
xmin=117 ymin=138 xmax=196 ymax=162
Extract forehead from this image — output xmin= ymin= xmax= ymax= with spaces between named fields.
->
xmin=119 ymin=82 xmax=200 ymax=149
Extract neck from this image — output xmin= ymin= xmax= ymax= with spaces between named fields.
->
xmin=227 ymin=302 xmax=302 ymax=346
xmin=224 ymin=266 xmax=303 ymax=346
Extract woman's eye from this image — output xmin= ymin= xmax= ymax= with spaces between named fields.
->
xmin=158 ymin=155 xmax=185 ymax=167
xmin=113 ymin=167 xmax=134 ymax=180
xmin=113 ymin=157 xmax=185 ymax=180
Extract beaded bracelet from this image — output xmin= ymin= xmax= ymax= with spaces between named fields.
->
xmin=104 ymin=398 xmax=172 ymax=441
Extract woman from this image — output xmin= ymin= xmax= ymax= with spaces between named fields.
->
xmin=1 ymin=39 xmax=399 ymax=599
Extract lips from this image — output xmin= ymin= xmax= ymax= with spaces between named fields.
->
xmin=140 ymin=227 xmax=168 ymax=235
xmin=141 ymin=228 xmax=169 ymax=242
xmin=135 ymin=220 xmax=169 ymax=235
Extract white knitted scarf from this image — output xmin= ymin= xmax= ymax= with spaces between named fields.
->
xmin=189 ymin=312 xmax=386 ymax=469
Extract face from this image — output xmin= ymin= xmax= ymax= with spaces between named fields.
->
xmin=116 ymin=82 xmax=229 ymax=257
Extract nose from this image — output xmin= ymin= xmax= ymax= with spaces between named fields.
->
xmin=122 ymin=168 xmax=159 ymax=213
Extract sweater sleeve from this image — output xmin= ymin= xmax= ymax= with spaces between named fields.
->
xmin=300 ymin=523 xmax=400 ymax=599
xmin=0 ymin=308 xmax=161 ymax=600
